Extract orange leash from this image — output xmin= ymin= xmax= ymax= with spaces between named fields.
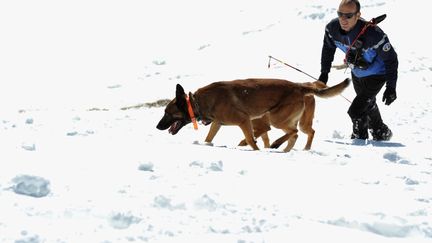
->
xmin=186 ymin=96 xmax=198 ymax=130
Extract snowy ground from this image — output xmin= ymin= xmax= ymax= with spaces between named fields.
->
xmin=1 ymin=0 xmax=432 ymax=242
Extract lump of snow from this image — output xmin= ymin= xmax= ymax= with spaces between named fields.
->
xmin=66 ymin=131 xmax=78 ymax=136
xmin=109 ymin=212 xmax=141 ymax=229
xmin=25 ymin=118 xmax=34 ymax=124
xmin=208 ymin=161 xmax=223 ymax=172
xmin=383 ymin=152 xmax=412 ymax=164
xmin=21 ymin=143 xmax=36 ymax=151
xmin=107 ymin=84 xmax=122 ymax=89
xmin=153 ymin=195 xmax=185 ymax=210
xmin=138 ymin=162 xmax=154 ymax=172
xmin=152 ymin=60 xmax=166 ymax=65
xmin=86 ymin=130 xmax=94 ymax=135
xmin=15 ymin=235 xmax=41 ymax=243
xmin=399 ymin=159 xmax=412 ymax=165
xmin=153 ymin=195 xmax=172 ymax=208
xmin=11 ymin=175 xmax=50 ymax=198
xmin=405 ymin=178 xmax=419 ymax=185
xmin=332 ymin=130 xmax=345 ymax=139
xmin=189 ymin=161 xmax=204 ymax=168
xmin=383 ymin=152 xmax=401 ymax=162
xmin=194 ymin=194 xmax=219 ymax=212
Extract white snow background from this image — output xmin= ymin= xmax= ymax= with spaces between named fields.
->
xmin=1 ymin=0 xmax=432 ymax=242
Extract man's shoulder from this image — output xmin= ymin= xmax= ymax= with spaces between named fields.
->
xmin=363 ymin=25 xmax=387 ymax=44
xmin=326 ymin=18 xmax=340 ymax=31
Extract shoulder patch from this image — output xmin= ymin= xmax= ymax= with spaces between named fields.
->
xmin=382 ymin=42 xmax=391 ymax=52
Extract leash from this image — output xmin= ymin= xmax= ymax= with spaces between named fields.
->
xmin=268 ymin=55 xmax=352 ymax=103
xmin=186 ymin=95 xmax=198 ymax=130
xmin=344 ymin=14 xmax=386 ymax=66
xmin=268 ymin=55 xmax=317 ymax=80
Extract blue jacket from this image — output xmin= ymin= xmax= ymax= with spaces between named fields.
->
xmin=321 ymin=18 xmax=398 ymax=88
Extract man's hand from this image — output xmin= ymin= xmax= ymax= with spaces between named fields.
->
xmin=382 ymin=87 xmax=397 ymax=105
xmin=318 ymin=72 xmax=328 ymax=84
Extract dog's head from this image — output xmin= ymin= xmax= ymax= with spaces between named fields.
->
xmin=156 ymin=84 xmax=192 ymax=135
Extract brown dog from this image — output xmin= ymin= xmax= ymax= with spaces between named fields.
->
xmin=205 ymin=81 xmax=327 ymax=150
xmin=156 ymin=78 xmax=349 ymax=152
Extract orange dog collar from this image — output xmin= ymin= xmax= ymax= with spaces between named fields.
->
xmin=186 ymin=95 xmax=198 ymax=130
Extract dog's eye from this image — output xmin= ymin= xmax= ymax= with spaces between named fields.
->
xmin=169 ymin=111 xmax=185 ymax=120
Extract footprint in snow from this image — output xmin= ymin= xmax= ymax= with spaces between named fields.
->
xmin=383 ymin=151 xmax=412 ymax=165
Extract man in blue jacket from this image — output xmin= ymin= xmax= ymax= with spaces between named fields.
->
xmin=318 ymin=0 xmax=398 ymax=140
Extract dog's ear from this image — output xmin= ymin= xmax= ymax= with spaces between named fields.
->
xmin=175 ymin=84 xmax=187 ymax=111
xmin=176 ymin=84 xmax=186 ymax=98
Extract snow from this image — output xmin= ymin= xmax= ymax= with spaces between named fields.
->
xmin=11 ymin=175 xmax=51 ymax=198
xmin=1 ymin=0 xmax=432 ymax=242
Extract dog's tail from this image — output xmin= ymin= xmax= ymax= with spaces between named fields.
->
xmin=307 ymin=78 xmax=351 ymax=98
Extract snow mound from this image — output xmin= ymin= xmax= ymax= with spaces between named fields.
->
xmin=153 ymin=195 xmax=186 ymax=210
xmin=109 ymin=212 xmax=142 ymax=230
xmin=138 ymin=162 xmax=154 ymax=172
xmin=14 ymin=232 xmax=41 ymax=243
xmin=194 ymin=194 xmax=220 ymax=212
xmin=21 ymin=143 xmax=36 ymax=151
xmin=11 ymin=175 xmax=50 ymax=198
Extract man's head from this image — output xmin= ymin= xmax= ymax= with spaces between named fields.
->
xmin=338 ymin=0 xmax=361 ymax=32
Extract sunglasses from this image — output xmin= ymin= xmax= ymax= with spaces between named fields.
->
xmin=337 ymin=11 xmax=357 ymax=19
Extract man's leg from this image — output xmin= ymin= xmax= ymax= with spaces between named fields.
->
xmin=359 ymin=75 xmax=392 ymax=141
xmin=348 ymin=94 xmax=370 ymax=139
xmin=348 ymin=75 xmax=386 ymax=140
xmin=369 ymin=104 xmax=392 ymax=140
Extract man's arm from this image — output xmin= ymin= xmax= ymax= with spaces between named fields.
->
xmin=319 ymin=26 xmax=337 ymax=83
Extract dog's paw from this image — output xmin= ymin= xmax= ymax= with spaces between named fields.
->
xmin=193 ymin=140 xmax=214 ymax=146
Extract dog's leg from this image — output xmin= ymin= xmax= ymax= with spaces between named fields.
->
xmin=302 ymin=129 xmax=315 ymax=150
xmin=260 ymin=132 xmax=270 ymax=148
xmin=251 ymin=115 xmax=271 ymax=148
xmin=300 ymin=120 xmax=315 ymax=150
xmin=283 ymin=129 xmax=299 ymax=152
xmin=238 ymin=138 xmax=248 ymax=146
xmin=238 ymin=132 xmax=270 ymax=148
xmin=239 ymin=121 xmax=259 ymax=150
xmin=299 ymin=116 xmax=315 ymax=150
xmin=205 ymin=122 xmax=221 ymax=143
xmin=299 ymin=96 xmax=316 ymax=150
xmin=270 ymin=128 xmax=298 ymax=152
xmin=270 ymin=134 xmax=290 ymax=149
xmin=253 ymin=124 xmax=271 ymax=148
xmin=238 ymin=116 xmax=271 ymax=147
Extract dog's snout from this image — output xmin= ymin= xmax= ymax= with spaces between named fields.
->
xmin=156 ymin=120 xmax=167 ymax=130
xmin=156 ymin=123 xmax=164 ymax=130
xmin=156 ymin=114 xmax=171 ymax=130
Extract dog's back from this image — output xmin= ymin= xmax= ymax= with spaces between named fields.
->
xmin=196 ymin=78 xmax=348 ymax=120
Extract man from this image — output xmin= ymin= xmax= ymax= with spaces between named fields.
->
xmin=318 ymin=0 xmax=398 ymax=140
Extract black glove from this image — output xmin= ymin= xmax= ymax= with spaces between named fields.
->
xmin=382 ymin=87 xmax=396 ymax=105
xmin=318 ymin=72 xmax=328 ymax=84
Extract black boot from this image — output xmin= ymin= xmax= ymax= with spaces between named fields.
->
xmin=350 ymin=117 xmax=369 ymax=140
xmin=368 ymin=104 xmax=392 ymax=141
xmin=370 ymin=123 xmax=392 ymax=141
